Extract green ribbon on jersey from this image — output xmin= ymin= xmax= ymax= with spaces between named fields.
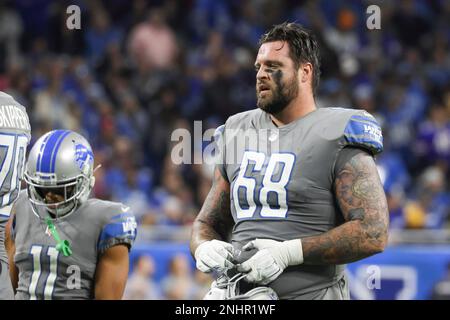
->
xmin=45 ymin=217 xmax=73 ymax=256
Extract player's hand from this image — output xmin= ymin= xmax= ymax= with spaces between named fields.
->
xmin=236 ymin=238 xmax=303 ymax=285
xmin=194 ymin=240 xmax=235 ymax=273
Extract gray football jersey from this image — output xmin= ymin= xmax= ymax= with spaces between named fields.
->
xmin=0 ymin=91 xmax=31 ymax=265
xmin=216 ymin=107 xmax=383 ymax=299
xmin=12 ymin=191 xmax=137 ymax=300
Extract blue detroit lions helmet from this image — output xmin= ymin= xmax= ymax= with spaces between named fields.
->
xmin=24 ymin=130 xmax=96 ymax=219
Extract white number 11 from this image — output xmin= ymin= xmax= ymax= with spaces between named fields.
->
xmin=29 ymin=245 xmax=59 ymax=300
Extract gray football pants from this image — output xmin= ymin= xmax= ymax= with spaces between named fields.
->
xmin=293 ymin=275 xmax=350 ymax=300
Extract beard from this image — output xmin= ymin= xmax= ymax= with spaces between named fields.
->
xmin=257 ymin=74 xmax=299 ymax=115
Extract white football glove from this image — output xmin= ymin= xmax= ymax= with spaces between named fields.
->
xmin=236 ymin=238 xmax=303 ymax=285
xmin=194 ymin=240 xmax=235 ymax=273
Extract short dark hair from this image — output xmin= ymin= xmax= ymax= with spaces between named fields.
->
xmin=259 ymin=22 xmax=321 ymax=95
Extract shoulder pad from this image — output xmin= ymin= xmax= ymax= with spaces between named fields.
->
xmin=97 ymin=203 xmax=137 ymax=254
xmin=343 ymin=111 xmax=383 ymax=155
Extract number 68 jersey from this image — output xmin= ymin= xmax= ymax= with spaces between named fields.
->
xmin=11 ymin=191 xmax=137 ymax=300
xmin=215 ymin=107 xmax=383 ymax=299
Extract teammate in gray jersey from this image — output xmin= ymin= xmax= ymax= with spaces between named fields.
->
xmin=0 ymin=91 xmax=31 ymax=300
xmin=190 ymin=22 xmax=389 ymax=300
xmin=5 ymin=130 xmax=136 ymax=299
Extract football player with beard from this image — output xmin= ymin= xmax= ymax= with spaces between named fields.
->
xmin=190 ymin=22 xmax=389 ymax=300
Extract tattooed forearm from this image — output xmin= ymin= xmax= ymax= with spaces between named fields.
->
xmin=302 ymin=152 xmax=389 ymax=265
xmin=190 ymin=168 xmax=234 ymax=255
xmin=195 ymin=190 xmax=231 ymax=241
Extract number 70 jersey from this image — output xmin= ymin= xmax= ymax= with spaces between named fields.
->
xmin=0 ymin=92 xmax=31 ymax=265
xmin=0 ymin=92 xmax=31 ymax=210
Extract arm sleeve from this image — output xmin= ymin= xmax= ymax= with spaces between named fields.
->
xmin=97 ymin=208 xmax=137 ymax=255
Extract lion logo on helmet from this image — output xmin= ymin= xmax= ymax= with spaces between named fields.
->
xmin=74 ymin=143 xmax=94 ymax=171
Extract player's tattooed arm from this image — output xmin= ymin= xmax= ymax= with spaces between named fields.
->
xmin=301 ymin=152 xmax=389 ymax=265
xmin=190 ymin=167 xmax=234 ymax=256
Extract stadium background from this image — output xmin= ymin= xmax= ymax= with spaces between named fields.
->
xmin=0 ymin=0 xmax=449 ymax=299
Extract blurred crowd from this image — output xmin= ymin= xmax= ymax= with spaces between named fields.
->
xmin=123 ymin=253 xmax=212 ymax=300
xmin=0 ymin=0 xmax=449 ymax=299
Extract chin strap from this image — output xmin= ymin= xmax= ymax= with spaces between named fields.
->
xmin=45 ymin=217 xmax=73 ymax=257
